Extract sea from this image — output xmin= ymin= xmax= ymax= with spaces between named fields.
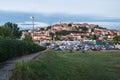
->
xmin=0 ymin=11 xmax=120 ymax=30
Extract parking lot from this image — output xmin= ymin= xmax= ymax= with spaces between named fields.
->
xmin=40 ymin=41 xmax=120 ymax=52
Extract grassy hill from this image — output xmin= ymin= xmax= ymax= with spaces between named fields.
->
xmin=11 ymin=50 xmax=120 ymax=80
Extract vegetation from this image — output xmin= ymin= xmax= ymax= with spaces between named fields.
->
xmin=0 ymin=22 xmax=21 ymax=39
xmin=0 ymin=38 xmax=46 ymax=62
xmin=113 ymin=35 xmax=120 ymax=44
xmin=56 ymin=30 xmax=70 ymax=35
xmin=50 ymin=30 xmax=81 ymax=40
xmin=0 ymin=26 xmax=14 ymax=38
xmin=46 ymin=26 xmax=52 ymax=30
xmin=0 ymin=22 xmax=46 ymax=62
xmin=23 ymin=34 xmax=33 ymax=42
xmin=11 ymin=50 xmax=120 ymax=80
xmin=80 ymin=27 xmax=88 ymax=33
xmin=94 ymin=25 xmax=106 ymax=29
xmin=40 ymin=28 xmax=45 ymax=31
xmin=91 ymin=34 xmax=99 ymax=40
xmin=68 ymin=23 xmax=72 ymax=27
xmin=50 ymin=32 xmax=55 ymax=40
xmin=56 ymin=30 xmax=80 ymax=36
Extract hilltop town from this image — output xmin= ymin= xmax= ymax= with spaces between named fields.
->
xmin=21 ymin=23 xmax=120 ymax=42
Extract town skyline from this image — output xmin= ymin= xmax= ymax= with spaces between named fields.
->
xmin=21 ymin=22 xmax=120 ymax=42
xmin=0 ymin=0 xmax=120 ymax=30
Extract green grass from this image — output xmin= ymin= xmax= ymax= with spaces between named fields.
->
xmin=11 ymin=50 xmax=120 ymax=80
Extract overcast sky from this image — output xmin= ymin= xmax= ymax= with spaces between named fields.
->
xmin=0 ymin=0 xmax=120 ymax=17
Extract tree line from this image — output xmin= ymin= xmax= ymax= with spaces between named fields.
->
xmin=0 ymin=22 xmax=21 ymax=39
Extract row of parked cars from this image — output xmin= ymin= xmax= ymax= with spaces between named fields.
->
xmin=40 ymin=41 xmax=120 ymax=51
xmin=50 ymin=41 xmax=81 ymax=51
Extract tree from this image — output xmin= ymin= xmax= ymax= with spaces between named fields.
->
xmin=82 ymin=27 xmax=88 ymax=33
xmin=113 ymin=35 xmax=120 ymax=44
xmin=95 ymin=25 xmax=99 ymax=28
xmin=46 ymin=26 xmax=52 ymax=30
xmin=91 ymin=28 xmax=94 ymax=32
xmin=4 ymin=22 xmax=21 ymax=38
xmin=56 ymin=30 xmax=70 ymax=36
xmin=55 ymin=34 xmax=60 ymax=40
xmin=68 ymin=23 xmax=72 ymax=27
xmin=91 ymin=34 xmax=98 ymax=40
xmin=50 ymin=32 xmax=55 ymax=40
xmin=23 ymin=34 xmax=33 ymax=42
xmin=40 ymin=28 xmax=45 ymax=31
xmin=0 ymin=27 xmax=13 ymax=38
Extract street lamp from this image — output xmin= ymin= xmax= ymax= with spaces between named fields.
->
xmin=30 ymin=16 xmax=34 ymax=32
xmin=30 ymin=16 xmax=34 ymax=39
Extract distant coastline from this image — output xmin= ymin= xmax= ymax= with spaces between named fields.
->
xmin=0 ymin=11 xmax=120 ymax=30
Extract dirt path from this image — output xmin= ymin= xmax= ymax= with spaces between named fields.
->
xmin=0 ymin=50 xmax=46 ymax=80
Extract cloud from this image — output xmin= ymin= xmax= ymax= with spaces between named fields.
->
xmin=17 ymin=22 xmax=49 ymax=30
xmin=0 ymin=0 xmax=120 ymax=17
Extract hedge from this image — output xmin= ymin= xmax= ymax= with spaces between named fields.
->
xmin=0 ymin=38 xmax=46 ymax=62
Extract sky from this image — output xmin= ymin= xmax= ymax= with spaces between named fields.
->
xmin=0 ymin=0 xmax=120 ymax=17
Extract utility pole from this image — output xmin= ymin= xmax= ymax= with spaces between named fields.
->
xmin=30 ymin=16 xmax=34 ymax=40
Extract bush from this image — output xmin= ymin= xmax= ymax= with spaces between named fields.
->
xmin=0 ymin=38 xmax=46 ymax=62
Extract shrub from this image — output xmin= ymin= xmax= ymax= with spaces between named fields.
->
xmin=0 ymin=38 xmax=46 ymax=62
xmin=11 ymin=62 xmax=36 ymax=80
